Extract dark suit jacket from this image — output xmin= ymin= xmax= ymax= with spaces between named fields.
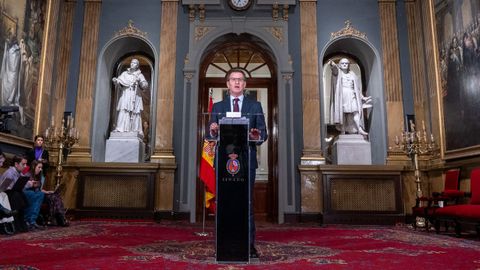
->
xmin=25 ymin=147 xmax=50 ymax=172
xmin=210 ymin=95 xmax=268 ymax=169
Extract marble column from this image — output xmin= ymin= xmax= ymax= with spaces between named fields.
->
xmin=405 ymin=0 xmax=429 ymax=132
xmin=34 ymin=0 xmax=61 ymax=136
xmin=298 ymin=0 xmax=323 ymax=217
xmin=52 ymin=1 xmax=77 ymax=129
xmin=299 ymin=0 xmax=323 ymax=165
xmin=72 ymin=0 xmax=102 ymax=162
xmin=378 ymin=0 xmax=405 ymax=158
xmin=151 ymin=0 xmax=179 ymax=212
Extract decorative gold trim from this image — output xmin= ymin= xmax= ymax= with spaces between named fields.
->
xmin=283 ymin=4 xmax=289 ymax=21
xmin=272 ymin=3 xmax=279 ymax=21
xmin=195 ymin=26 xmax=214 ymax=41
xmin=35 ymin=0 xmax=53 ymax=136
xmin=330 ymin=20 xmax=367 ymax=40
xmin=188 ymin=4 xmax=195 ymax=22
xmin=198 ymin=4 xmax=205 ymax=21
xmin=428 ymin=0 xmax=446 ymax=160
xmin=265 ymin=26 xmax=283 ymax=43
xmin=113 ymin=20 xmax=147 ymax=38
xmin=427 ymin=0 xmax=480 ymax=160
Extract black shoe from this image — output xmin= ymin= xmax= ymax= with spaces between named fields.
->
xmin=250 ymin=246 xmax=259 ymax=258
xmin=56 ymin=214 xmax=69 ymax=227
xmin=0 ymin=206 xmax=16 ymax=217
xmin=0 ymin=223 xmax=14 ymax=235
xmin=28 ymin=222 xmax=44 ymax=231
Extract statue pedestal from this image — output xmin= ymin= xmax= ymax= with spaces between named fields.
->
xmin=105 ymin=132 xmax=145 ymax=162
xmin=332 ymin=134 xmax=372 ymax=165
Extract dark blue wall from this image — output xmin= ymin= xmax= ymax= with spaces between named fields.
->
xmin=317 ymin=0 xmax=382 ymax=54
xmin=65 ymin=0 xmax=162 ymax=115
xmin=98 ymin=0 xmax=161 ymax=49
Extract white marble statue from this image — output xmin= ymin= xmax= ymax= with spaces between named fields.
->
xmin=329 ymin=58 xmax=371 ymax=136
xmin=112 ymin=58 xmax=148 ymax=136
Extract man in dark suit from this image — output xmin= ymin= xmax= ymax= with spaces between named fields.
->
xmin=209 ymin=68 xmax=268 ymax=259
xmin=25 ymin=135 xmax=50 ymax=176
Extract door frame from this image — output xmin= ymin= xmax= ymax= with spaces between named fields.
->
xmin=196 ymin=39 xmax=278 ymax=223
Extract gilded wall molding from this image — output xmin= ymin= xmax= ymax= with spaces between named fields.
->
xmin=194 ymin=26 xmax=215 ymax=41
xmin=113 ymin=20 xmax=148 ymax=38
xmin=264 ymin=26 xmax=284 ymax=43
xmin=330 ymin=20 xmax=368 ymax=41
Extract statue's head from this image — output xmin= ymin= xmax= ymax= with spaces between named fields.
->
xmin=338 ymin=58 xmax=350 ymax=71
xmin=130 ymin=58 xmax=140 ymax=69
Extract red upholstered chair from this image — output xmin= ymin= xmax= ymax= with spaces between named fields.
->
xmin=433 ymin=169 xmax=465 ymax=205
xmin=433 ymin=168 xmax=480 ymax=236
xmin=469 ymin=168 xmax=480 ymax=204
xmin=412 ymin=168 xmax=463 ymax=230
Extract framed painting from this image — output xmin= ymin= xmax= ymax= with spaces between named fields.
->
xmin=434 ymin=0 xmax=480 ymax=159
xmin=0 ymin=0 xmax=47 ymax=144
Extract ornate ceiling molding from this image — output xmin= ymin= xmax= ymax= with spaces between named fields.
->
xmin=330 ymin=20 xmax=367 ymax=40
xmin=114 ymin=20 xmax=148 ymax=39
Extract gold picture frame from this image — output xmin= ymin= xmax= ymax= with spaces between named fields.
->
xmin=430 ymin=0 xmax=480 ymax=160
xmin=0 ymin=0 xmax=51 ymax=147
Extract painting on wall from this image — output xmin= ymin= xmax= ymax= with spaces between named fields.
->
xmin=435 ymin=0 xmax=480 ymax=157
xmin=0 ymin=0 xmax=46 ymax=139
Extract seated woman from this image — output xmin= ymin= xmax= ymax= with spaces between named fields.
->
xmin=23 ymin=160 xmax=45 ymax=230
xmin=0 ymin=153 xmax=17 ymax=235
xmin=1 ymin=155 xmax=31 ymax=232
xmin=28 ymin=160 xmax=69 ymax=227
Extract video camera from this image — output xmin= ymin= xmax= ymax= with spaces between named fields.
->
xmin=0 ymin=105 xmax=19 ymax=133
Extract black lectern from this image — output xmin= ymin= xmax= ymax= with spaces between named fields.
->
xmin=216 ymin=117 xmax=250 ymax=262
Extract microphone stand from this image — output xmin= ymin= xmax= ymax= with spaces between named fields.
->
xmin=195 ymin=185 xmax=209 ymax=237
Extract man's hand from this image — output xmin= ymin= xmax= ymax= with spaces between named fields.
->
xmin=210 ymin=122 xmax=219 ymax=137
xmin=249 ymin=128 xmax=261 ymax=141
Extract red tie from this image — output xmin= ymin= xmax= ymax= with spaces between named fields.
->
xmin=233 ymin=98 xmax=239 ymax=112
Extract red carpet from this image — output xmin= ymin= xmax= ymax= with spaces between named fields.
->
xmin=1 ymin=221 xmax=479 ymax=269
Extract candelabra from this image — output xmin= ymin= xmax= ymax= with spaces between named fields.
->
xmin=395 ymin=120 xmax=439 ymax=199
xmin=44 ymin=116 xmax=79 ymax=188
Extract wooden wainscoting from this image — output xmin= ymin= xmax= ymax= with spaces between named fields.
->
xmin=321 ymin=165 xmax=405 ymax=225
xmin=75 ymin=163 xmax=159 ymax=219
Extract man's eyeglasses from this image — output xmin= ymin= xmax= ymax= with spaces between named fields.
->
xmin=228 ymin=78 xmax=245 ymax=83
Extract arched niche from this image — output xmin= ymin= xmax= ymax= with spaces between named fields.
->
xmin=92 ymin=36 xmax=157 ymax=162
xmin=180 ymin=18 xmax=293 ymax=223
xmin=320 ymin=36 xmax=387 ymax=164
